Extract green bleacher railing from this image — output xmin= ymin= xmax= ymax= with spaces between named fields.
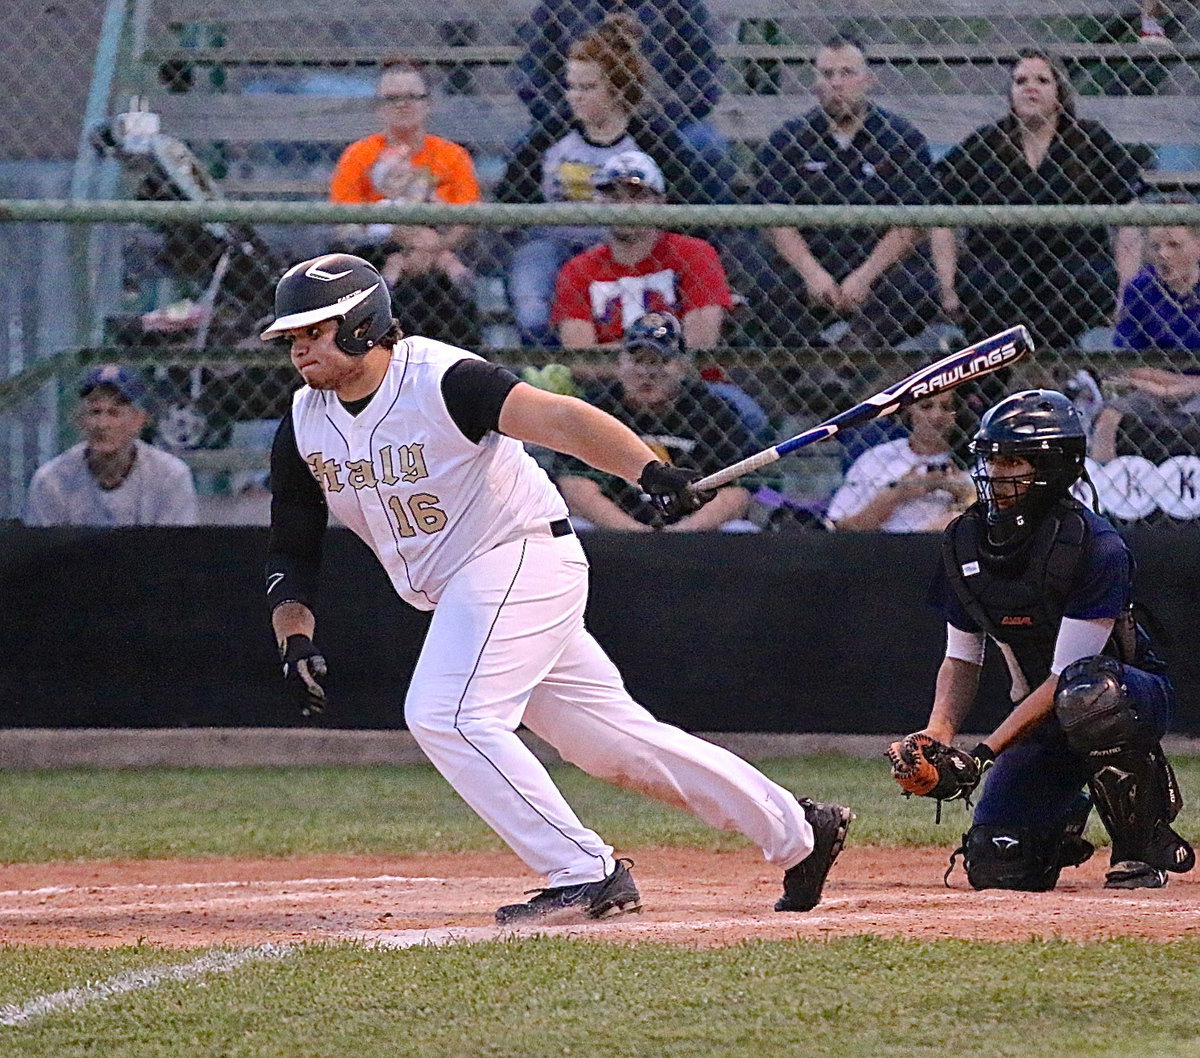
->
xmin=3 ymin=200 xmax=1200 ymax=228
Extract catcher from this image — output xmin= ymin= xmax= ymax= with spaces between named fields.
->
xmin=889 ymin=389 xmax=1194 ymax=891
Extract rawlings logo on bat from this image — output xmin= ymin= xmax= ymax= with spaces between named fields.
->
xmin=905 ymin=341 xmax=1024 ymax=401
xmin=693 ymin=326 xmax=1031 ymax=494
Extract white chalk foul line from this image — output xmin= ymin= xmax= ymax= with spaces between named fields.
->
xmin=0 ymin=944 xmax=293 ymax=1028
xmin=0 ymin=889 xmax=369 ymax=918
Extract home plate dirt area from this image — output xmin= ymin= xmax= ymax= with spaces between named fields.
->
xmin=2 ymin=846 xmax=1197 ymax=949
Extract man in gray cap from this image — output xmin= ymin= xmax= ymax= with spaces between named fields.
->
xmin=23 ymin=365 xmax=198 ymax=526
xmin=553 ymin=311 xmax=755 ymax=531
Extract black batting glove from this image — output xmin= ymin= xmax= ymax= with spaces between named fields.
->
xmin=279 ymin=634 xmax=327 ymax=718
xmin=638 ymin=460 xmax=716 ymax=522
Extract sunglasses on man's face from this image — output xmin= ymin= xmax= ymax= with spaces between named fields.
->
xmin=377 ymin=93 xmax=429 ymax=105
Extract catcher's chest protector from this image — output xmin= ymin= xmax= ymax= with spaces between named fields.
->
xmin=942 ymin=506 xmax=1086 ymax=688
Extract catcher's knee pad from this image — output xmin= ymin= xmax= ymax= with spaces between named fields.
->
xmin=956 ymin=825 xmax=1064 ymax=892
xmin=1054 ymin=655 xmax=1149 ymax=756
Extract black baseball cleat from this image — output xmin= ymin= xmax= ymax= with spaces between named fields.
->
xmin=1104 ymin=860 xmax=1167 ymax=889
xmin=495 ymin=858 xmax=643 ymax=926
xmin=776 ymin=800 xmax=853 ymax=912
xmin=1145 ymin=821 xmax=1196 ymax=875
xmin=1106 ymin=824 xmax=1195 ymax=889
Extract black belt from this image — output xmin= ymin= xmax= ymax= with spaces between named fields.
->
xmin=550 ymin=518 xmax=574 ymax=538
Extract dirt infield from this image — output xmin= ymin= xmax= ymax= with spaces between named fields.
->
xmin=2 ymin=846 xmax=1197 ymax=949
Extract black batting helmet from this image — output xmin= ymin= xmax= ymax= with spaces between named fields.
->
xmin=969 ymin=389 xmax=1087 ymax=550
xmin=622 ymin=311 xmax=685 ymax=357
xmin=260 ymin=253 xmax=394 ymax=355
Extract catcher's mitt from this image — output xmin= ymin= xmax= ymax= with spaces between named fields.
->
xmin=887 ymin=734 xmax=993 ymax=802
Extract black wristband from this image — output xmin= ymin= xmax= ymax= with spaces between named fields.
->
xmin=266 ymin=557 xmax=317 ymax=613
xmin=280 ymin=633 xmax=314 ymax=661
xmin=639 ymin=459 xmax=663 ymax=485
xmin=969 ymin=742 xmax=996 ymax=764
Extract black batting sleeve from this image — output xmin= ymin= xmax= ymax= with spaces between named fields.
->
xmin=265 ymin=413 xmax=327 ymax=612
xmin=441 ymin=358 xmax=522 ymax=443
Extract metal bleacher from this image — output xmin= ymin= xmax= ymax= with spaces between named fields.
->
xmin=87 ymin=0 xmax=1198 ymax=516
xmin=4 ymin=0 xmax=1198 ymax=521
xmin=114 ymin=0 xmax=1200 ymax=200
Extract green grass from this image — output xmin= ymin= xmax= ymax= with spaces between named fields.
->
xmin=2 ymin=758 xmax=1200 ymax=1055
xmin=3 ymin=755 xmax=1199 ymax=862
xmin=4 ymin=939 xmax=1200 ymax=1057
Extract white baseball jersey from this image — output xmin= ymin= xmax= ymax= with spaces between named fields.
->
xmin=269 ymin=334 xmax=816 ymax=895
xmin=289 ymin=336 xmax=567 ymax=610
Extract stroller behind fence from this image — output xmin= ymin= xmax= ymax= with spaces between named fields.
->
xmin=93 ymin=103 xmax=297 ymax=458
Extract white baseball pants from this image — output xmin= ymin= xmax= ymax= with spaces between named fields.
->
xmin=404 ymin=529 xmax=814 ymax=888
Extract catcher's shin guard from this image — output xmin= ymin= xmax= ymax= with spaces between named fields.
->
xmin=1054 ymin=656 xmax=1194 ymax=874
xmin=1088 ymin=750 xmax=1194 ymax=873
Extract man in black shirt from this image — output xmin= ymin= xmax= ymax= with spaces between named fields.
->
xmin=752 ymin=36 xmax=945 ymax=350
xmin=554 ymin=311 xmax=755 ymax=529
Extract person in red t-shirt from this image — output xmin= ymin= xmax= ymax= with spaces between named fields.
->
xmin=552 ymin=150 xmax=732 ymax=354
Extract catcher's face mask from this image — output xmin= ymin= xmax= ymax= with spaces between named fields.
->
xmin=975 ymin=453 xmax=1037 ymax=512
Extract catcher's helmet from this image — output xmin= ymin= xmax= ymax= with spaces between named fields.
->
xmin=622 ymin=311 xmax=684 ymax=357
xmin=260 ymin=253 xmax=394 ymax=355
xmin=969 ymin=389 xmax=1087 ymax=550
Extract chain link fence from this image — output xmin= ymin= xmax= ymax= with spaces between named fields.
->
xmin=2 ymin=0 xmax=1200 ymax=527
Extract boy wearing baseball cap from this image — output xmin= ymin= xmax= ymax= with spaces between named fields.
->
xmin=553 ymin=311 xmax=756 ymax=531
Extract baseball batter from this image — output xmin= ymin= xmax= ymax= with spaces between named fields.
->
xmin=261 ymin=253 xmax=852 ymax=924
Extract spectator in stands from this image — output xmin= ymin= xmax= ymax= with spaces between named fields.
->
xmin=1091 ymin=218 xmax=1200 ymax=462
xmin=497 ymin=15 xmax=724 ymax=347
xmin=825 ymin=391 xmax=974 ymax=532
xmin=1114 ymin=217 xmax=1200 ymax=352
xmin=553 ymin=312 xmax=755 ymax=531
xmin=1139 ymin=0 xmax=1172 ymax=44
xmin=752 ymin=36 xmax=944 ymax=351
xmin=329 ymin=59 xmax=482 ymax=347
xmin=552 ymin=150 xmax=731 ymax=351
xmin=513 ymin=0 xmax=732 ymax=200
xmin=933 ymin=49 xmax=1143 ymax=352
xmin=23 ymin=365 xmax=198 ymax=527
xmin=551 ymin=150 xmax=772 ymax=435
xmin=1091 ymin=365 xmax=1200 ymax=463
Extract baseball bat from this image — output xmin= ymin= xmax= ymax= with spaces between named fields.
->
xmin=691 ymin=324 xmax=1032 ymax=493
